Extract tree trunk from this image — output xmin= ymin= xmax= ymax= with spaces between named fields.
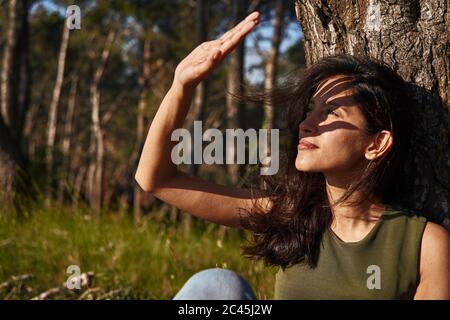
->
xmin=1 ymin=0 xmax=18 ymax=129
xmin=67 ymin=134 xmax=85 ymax=207
xmin=294 ymin=0 xmax=450 ymax=230
xmin=87 ymin=29 xmax=116 ymax=213
xmin=16 ymin=0 xmax=31 ymax=142
xmin=263 ymin=0 xmax=284 ymax=131
xmin=1 ymin=0 xmax=30 ymax=141
xmin=132 ymin=37 xmax=152 ymax=223
xmin=180 ymin=0 xmax=209 ymax=235
xmin=189 ymin=0 xmax=208 ymax=166
xmin=217 ymin=0 xmax=249 ymax=240
xmin=0 ymin=0 xmax=30 ymax=206
xmin=46 ymin=19 xmax=70 ymax=202
xmin=226 ymin=0 xmax=247 ymax=185
xmin=0 ymin=0 xmax=18 ymax=206
xmin=0 ymin=117 xmax=25 ymax=205
xmin=73 ymin=165 xmax=87 ymax=209
xmin=261 ymin=0 xmax=284 ymax=190
xmin=23 ymin=102 xmax=37 ymax=157
xmin=24 ymin=89 xmax=45 ymax=159
xmin=57 ymin=74 xmax=78 ymax=205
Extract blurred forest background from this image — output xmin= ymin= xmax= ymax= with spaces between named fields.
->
xmin=0 ymin=0 xmax=305 ymax=299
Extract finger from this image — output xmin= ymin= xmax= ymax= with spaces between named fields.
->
xmin=219 ymin=11 xmax=259 ymax=42
xmin=223 ymin=12 xmax=259 ymax=44
xmin=220 ymin=18 xmax=258 ymax=54
xmin=219 ymin=12 xmax=259 ymax=43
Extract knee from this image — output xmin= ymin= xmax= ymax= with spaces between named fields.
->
xmin=191 ymin=268 xmax=242 ymax=282
xmin=173 ymin=268 xmax=256 ymax=300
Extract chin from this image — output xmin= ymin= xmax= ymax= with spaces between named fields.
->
xmin=295 ymin=159 xmax=321 ymax=172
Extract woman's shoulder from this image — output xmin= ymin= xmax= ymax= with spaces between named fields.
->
xmin=383 ymin=203 xmax=427 ymax=226
xmin=381 ymin=204 xmax=428 ymax=246
xmin=386 ymin=205 xmax=449 ymax=299
xmin=421 ymin=221 xmax=449 ymax=254
xmin=384 ymin=203 xmax=448 ymax=255
xmin=420 ymin=221 xmax=450 ymax=270
xmin=414 ymin=220 xmax=450 ymax=299
xmin=419 ymin=221 xmax=449 ymax=261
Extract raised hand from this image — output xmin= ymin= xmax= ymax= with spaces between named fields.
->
xmin=174 ymin=11 xmax=260 ymax=90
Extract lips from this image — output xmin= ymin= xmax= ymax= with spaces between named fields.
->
xmin=298 ymin=139 xmax=319 ymax=149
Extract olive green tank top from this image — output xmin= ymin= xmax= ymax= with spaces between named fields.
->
xmin=274 ymin=204 xmax=427 ymax=300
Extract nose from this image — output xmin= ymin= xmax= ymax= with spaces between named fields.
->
xmin=299 ymin=113 xmax=319 ymax=135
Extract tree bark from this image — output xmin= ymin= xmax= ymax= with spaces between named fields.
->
xmin=87 ymin=29 xmax=116 ymax=213
xmin=46 ymin=19 xmax=71 ymax=201
xmin=294 ymin=0 xmax=450 ymax=230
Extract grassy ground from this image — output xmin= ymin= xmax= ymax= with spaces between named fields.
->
xmin=0 ymin=203 xmax=276 ymax=300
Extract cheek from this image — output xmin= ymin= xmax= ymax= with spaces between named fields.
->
xmin=295 ymin=131 xmax=367 ymax=171
xmin=322 ymin=138 xmax=359 ymax=168
xmin=327 ymin=132 xmax=365 ymax=157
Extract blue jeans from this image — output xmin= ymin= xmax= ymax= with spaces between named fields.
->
xmin=173 ymin=268 xmax=256 ymax=300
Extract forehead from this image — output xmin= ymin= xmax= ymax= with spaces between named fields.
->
xmin=313 ymin=75 xmax=356 ymax=99
xmin=311 ymin=75 xmax=359 ymax=108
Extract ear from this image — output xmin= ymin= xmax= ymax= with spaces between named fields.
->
xmin=365 ymin=130 xmax=393 ymax=161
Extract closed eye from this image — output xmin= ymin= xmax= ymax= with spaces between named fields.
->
xmin=326 ymin=107 xmax=339 ymax=116
xmin=306 ymin=105 xmax=339 ymax=117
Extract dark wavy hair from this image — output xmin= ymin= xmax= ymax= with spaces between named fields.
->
xmin=238 ymin=54 xmax=416 ymax=269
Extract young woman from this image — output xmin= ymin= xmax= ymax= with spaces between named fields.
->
xmin=134 ymin=12 xmax=450 ymax=300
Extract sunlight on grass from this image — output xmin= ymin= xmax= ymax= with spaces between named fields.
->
xmin=0 ymin=204 xmax=276 ymax=299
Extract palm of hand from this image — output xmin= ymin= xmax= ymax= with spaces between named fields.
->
xmin=174 ymin=11 xmax=260 ymax=89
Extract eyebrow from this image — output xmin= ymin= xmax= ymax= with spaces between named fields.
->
xmin=309 ymin=96 xmax=349 ymax=116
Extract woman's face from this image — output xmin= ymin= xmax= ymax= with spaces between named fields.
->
xmin=295 ymin=75 xmax=374 ymax=175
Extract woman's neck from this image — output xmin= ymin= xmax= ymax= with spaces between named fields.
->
xmin=325 ymin=177 xmax=385 ymax=231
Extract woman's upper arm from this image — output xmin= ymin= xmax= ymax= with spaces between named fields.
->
xmin=140 ymin=170 xmax=273 ymax=229
xmin=413 ymin=221 xmax=450 ymax=300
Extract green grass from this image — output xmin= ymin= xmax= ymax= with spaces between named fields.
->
xmin=0 ymin=204 xmax=276 ymax=299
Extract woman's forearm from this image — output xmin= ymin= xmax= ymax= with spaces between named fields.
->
xmin=135 ymin=81 xmax=194 ymax=192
